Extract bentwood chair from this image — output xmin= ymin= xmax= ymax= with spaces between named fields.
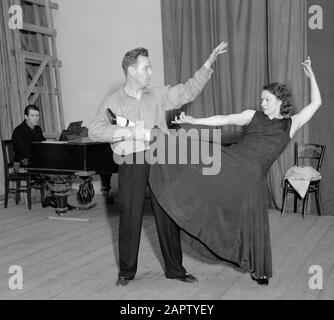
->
xmin=1 ymin=139 xmax=43 ymax=210
xmin=281 ymin=142 xmax=326 ymax=218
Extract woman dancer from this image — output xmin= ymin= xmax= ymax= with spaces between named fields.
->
xmin=149 ymin=57 xmax=321 ymax=285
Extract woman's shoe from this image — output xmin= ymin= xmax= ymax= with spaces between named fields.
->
xmin=250 ymin=273 xmax=269 ymax=286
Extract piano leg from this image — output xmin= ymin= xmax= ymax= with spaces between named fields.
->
xmin=48 ymin=174 xmax=75 ymax=216
xmin=76 ymin=171 xmax=97 ymax=210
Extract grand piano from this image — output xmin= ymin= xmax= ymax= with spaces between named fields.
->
xmin=27 ymin=124 xmax=242 ymax=216
xmin=28 ymin=138 xmax=118 ymax=215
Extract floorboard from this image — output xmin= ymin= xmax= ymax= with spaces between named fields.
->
xmin=1 ymin=194 xmax=333 ymax=300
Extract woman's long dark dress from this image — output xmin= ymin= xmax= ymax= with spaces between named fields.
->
xmin=149 ymin=111 xmax=292 ymax=278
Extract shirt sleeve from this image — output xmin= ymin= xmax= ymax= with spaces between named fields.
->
xmin=88 ymin=96 xmax=136 ymax=143
xmin=162 ymin=65 xmax=213 ymax=111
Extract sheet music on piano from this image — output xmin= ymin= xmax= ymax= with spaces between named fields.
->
xmin=53 ymin=119 xmax=134 ymax=144
xmin=59 ymin=121 xmax=84 ymax=141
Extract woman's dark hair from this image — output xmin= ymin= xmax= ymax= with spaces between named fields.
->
xmin=24 ymin=104 xmax=40 ymax=116
xmin=263 ymin=82 xmax=293 ymax=117
xmin=122 ymin=47 xmax=149 ymax=76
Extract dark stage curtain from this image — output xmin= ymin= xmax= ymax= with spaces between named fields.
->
xmin=161 ymin=0 xmax=311 ymax=211
xmin=307 ymin=0 xmax=334 ymax=215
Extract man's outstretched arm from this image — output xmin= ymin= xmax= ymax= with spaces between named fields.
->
xmin=162 ymin=42 xmax=228 ymax=111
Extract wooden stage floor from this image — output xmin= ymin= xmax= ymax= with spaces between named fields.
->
xmin=0 ymin=194 xmax=333 ymax=300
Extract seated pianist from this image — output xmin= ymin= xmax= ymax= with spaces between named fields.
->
xmin=11 ymin=104 xmax=55 ymax=208
xmin=12 ymin=104 xmax=46 ymax=172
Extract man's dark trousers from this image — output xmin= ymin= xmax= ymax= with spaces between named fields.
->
xmin=117 ymin=151 xmax=186 ymax=279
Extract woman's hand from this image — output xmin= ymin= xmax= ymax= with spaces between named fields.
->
xmin=302 ymin=56 xmax=314 ymax=79
xmin=204 ymin=42 xmax=228 ymax=69
xmin=172 ymin=112 xmax=196 ymax=125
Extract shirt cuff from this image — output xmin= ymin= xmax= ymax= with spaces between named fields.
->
xmin=203 ymin=62 xmax=214 ymax=73
xmin=199 ymin=64 xmax=214 ymax=79
xmin=144 ymin=129 xmax=151 ymax=141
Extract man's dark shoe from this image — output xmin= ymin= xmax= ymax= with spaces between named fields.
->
xmin=168 ymin=274 xmax=198 ymax=284
xmin=116 ymin=276 xmax=133 ymax=287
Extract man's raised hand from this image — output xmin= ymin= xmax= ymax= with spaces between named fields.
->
xmin=204 ymin=41 xmax=228 ymax=69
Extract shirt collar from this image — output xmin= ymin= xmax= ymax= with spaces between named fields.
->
xmin=120 ymin=86 xmax=150 ymax=100
xmin=23 ymin=120 xmax=36 ymax=131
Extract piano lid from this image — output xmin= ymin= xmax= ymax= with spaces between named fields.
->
xmin=30 ymin=140 xmax=118 ymax=173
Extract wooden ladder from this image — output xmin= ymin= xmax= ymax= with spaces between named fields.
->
xmin=3 ymin=0 xmax=64 ymax=132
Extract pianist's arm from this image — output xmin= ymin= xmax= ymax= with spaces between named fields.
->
xmin=88 ymin=96 xmax=136 ymax=143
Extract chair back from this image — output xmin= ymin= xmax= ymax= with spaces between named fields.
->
xmin=1 ymin=139 xmax=15 ymax=175
xmin=294 ymin=143 xmax=326 ymax=171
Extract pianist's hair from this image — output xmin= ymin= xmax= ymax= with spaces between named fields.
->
xmin=122 ymin=47 xmax=149 ymax=76
xmin=24 ymin=104 xmax=40 ymax=116
xmin=263 ymin=82 xmax=294 ymax=117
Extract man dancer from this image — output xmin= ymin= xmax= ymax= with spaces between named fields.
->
xmin=89 ymin=42 xmax=228 ymax=286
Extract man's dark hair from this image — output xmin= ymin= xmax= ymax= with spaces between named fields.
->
xmin=24 ymin=104 xmax=40 ymax=116
xmin=122 ymin=47 xmax=149 ymax=76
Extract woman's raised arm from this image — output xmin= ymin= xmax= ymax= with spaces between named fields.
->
xmin=290 ymin=57 xmax=322 ymax=138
